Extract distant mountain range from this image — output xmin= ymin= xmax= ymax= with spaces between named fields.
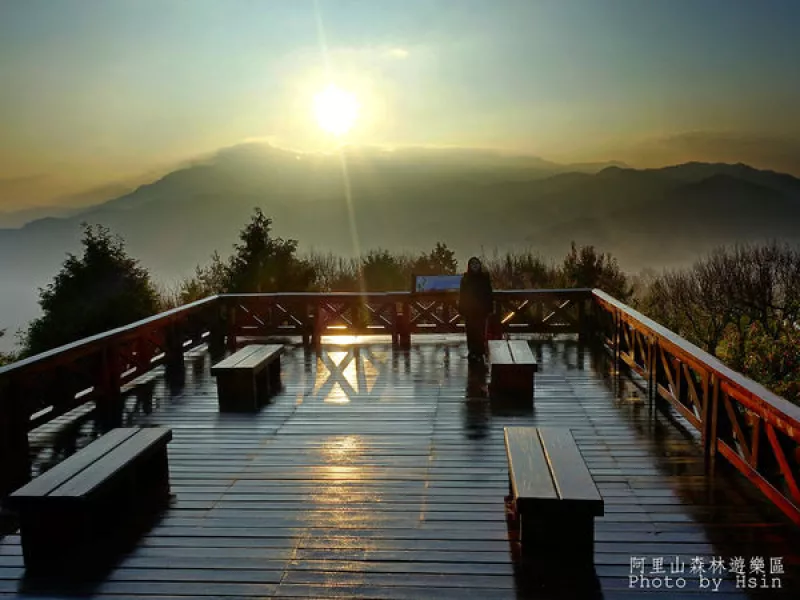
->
xmin=0 ymin=181 xmax=137 ymax=228
xmin=1 ymin=143 xmax=799 ymax=349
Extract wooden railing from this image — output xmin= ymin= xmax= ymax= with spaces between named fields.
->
xmin=1 ymin=288 xmax=798 ymax=526
xmin=0 ymin=296 xmax=224 ymax=499
xmin=593 ymin=289 xmax=800 ymax=526
xmin=223 ymin=288 xmax=592 ymax=346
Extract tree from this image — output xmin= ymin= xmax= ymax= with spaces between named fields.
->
xmin=719 ymin=321 xmax=800 ymax=404
xmin=177 ymin=252 xmax=229 ymax=304
xmin=638 ymin=242 xmax=800 ymax=404
xmin=638 ymin=242 xmax=800 ymax=360
xmin=224 ymin=208 xmax=316 ymax=293
xmin=482 ymin=250 xmax=559 ymax=289
xmin=306 ymin=252 xmax=360 ymax=292
xmin=637 ymin=268 xmax=730 ymax=354
xmin=0 ymin=329 xmax=15 ymax=366
xmin=411 ymin=243 xmax=458 ymax=275
xmin=561 ymin=241 xmax=632 ymax=300
xmin=361 ymin=249 xmax=408 ymax=291
xmin=23 ymin=224 xmax=159 ymax=356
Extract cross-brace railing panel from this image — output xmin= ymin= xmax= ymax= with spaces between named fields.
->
xmin=0 ymin=296 xmax=220 ymax=497
xmin=593 ymin=289 xmax=800 ymax=525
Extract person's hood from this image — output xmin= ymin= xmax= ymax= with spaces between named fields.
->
xmin=466 ymin=256 xmax=483 ymax=274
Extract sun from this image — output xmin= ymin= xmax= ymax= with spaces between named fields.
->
xmin=313 ymin=84 xmax=360 ymax=137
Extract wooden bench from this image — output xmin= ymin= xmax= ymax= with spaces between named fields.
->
xmin=489 ymin=339 xmax=538 ymax=398
xmin=6 ymin=427 xmax=172 ymax=573
xmin=211 ymin=344 xmax=284 ymax=412
xmin=504 ymin=427 xmax=604 ymax=564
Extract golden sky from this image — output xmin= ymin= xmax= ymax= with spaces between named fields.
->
xmin=1 ymin=0 xmax=799 ymax=211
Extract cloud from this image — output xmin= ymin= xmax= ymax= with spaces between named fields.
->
xmin=0 ymin=174 xmax=48 ymax=186
xmin=323 ymin=45 xmax=414 ymax=64
xmin=384 ymin=47 xmax=409 ymax=59
xmin=0 ymin=173 xmax=53 ymax=208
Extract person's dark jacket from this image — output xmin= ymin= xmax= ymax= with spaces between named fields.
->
xmin=459 ymin=267 xmax=493 ymax=319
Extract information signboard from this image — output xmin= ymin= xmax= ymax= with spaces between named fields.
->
xmin=412 ymin=274 xmax=463 ymax=292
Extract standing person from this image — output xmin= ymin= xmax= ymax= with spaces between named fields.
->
xmin=459 ymin=257 xmax=494 ymax=363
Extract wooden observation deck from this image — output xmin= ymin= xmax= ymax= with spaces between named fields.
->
xmin=0 ymin=289 xmax=798 ymax=598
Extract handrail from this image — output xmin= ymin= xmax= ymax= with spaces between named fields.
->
xmin=0 ymin=288 xmax=592 ymax=378
xmin=0 ymin=295 xmax=220 ymax=378
xmin=220 ymin=288 xmax=592 ymax=347
xmin=592 ymin=289 xmax=800 ymax=425
xmin=592 ymin=288 xmax=800 ymax=525
xmin=217 ymin=288 xmax=594 ymax=299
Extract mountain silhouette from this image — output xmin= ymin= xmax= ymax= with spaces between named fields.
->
xmin=1 ymin=143 xmax=798 ymax=350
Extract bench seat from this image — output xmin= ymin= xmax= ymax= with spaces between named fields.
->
xmin=504 ymin=426 xmax=603 ymax=564
xmin=211 ymin=344 xmax=284 ymax=412
xmin=489 ymin=339 xmax=538 ymax=399
xmin=6 ymin=427 xmax=172 ymax=573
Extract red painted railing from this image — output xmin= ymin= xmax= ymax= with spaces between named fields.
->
xmin=593 ymin=290 xmax=800 ymax=525
xmin=0 ymin=296 xmax=222 ymax=499
xmin=222 ymin=289 xmax=590 ymax=346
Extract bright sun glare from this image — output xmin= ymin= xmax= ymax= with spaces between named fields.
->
xmin=313 ymin=84 xmax=360 ymax=137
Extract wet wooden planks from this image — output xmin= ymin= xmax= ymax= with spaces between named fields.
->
xmin=1 ymin=340 xmax=799 ymax=599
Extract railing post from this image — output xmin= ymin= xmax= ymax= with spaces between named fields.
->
xmin=133 ymin=336 xmax=150 ymax=373
xmin=227 ymin=303 xmax=238 ymax=351
xmin=705 ymin=374 xmax=719 ymax=474
xmin=0 ymin=376 xmax=31 ymax=499
xmin=353 ymin=297 xmax=366 ymax=334
xmin=647 ymin=338 xmax=656 ymax=407
xmin=301 ymin=301 xmax=312 ymax=347
xmin=311 ymin=302 xmax=323 ymax=349
xmin=164 ymin=324 xmax=186 ymax=396
xmin=577 ymin=298 xmax=586 ymax=342
xmin=98 ymin=345 xmax=124 ymax=429
xmin=164 ymin=323 xmax=185 ymax=374
xmin=208 ymin=299 xmax=227 ymax=357
xmin=398 ymin=301 xmax=411 ymax=349
xmin=614 ymin=312 xmax=622 ymax=393
xmin=391 ymin=302 xmax=400 ymax=347
xmin=533 ymin=295 xmax=544 ymax=330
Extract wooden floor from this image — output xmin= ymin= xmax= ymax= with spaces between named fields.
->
xmin=1 ymin=337 xmax=799 ymax=599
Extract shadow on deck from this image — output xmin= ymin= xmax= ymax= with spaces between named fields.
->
xmin=1 ymin=337 xmax=799 ymax=599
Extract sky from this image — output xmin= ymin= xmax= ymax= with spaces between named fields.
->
xmin=1 ymin=0 xmax=799 ymax=211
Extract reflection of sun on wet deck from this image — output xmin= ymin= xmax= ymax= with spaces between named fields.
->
xmin=3 ymin=338 xmax=799 ymax=599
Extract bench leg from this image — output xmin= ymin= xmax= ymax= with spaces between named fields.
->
xmin=256 ymin=366 xmax=271 ymax=405
xmin=269 ymin=358 xmax=282 ymax=392
xmin=491 ymin=366 xmax=535 ymax=402
xmin=18 ymin=507 xmax=88 ymax=573
xmin=505 ymin=478 xmax=518 ymax=522
xmin=520 ymin=511 xmax=595 ymax=566
xmin=133 ymin=444 xmax=171 ymax=509
xmin=216 ymin=372 xmax=258 ymax=411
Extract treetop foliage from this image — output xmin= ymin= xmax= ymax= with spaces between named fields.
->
xmin=562 ymin=241 xmax=632 ymax=301
xmin=635 ymin=241 xmax=800 ymax=403
xmin=0 ymin=329 xmax=13 ymax=366
xmin=23 ymin=224 xmax=159 ymax=357
xmin=225 ymin=208 xmax=316 ymax=293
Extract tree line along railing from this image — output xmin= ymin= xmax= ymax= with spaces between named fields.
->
xmin=0 ymin=289 xmax=798 ymax=526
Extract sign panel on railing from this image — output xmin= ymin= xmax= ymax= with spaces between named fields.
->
xmin=412 ymin=275 xmax=462 ymax=292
